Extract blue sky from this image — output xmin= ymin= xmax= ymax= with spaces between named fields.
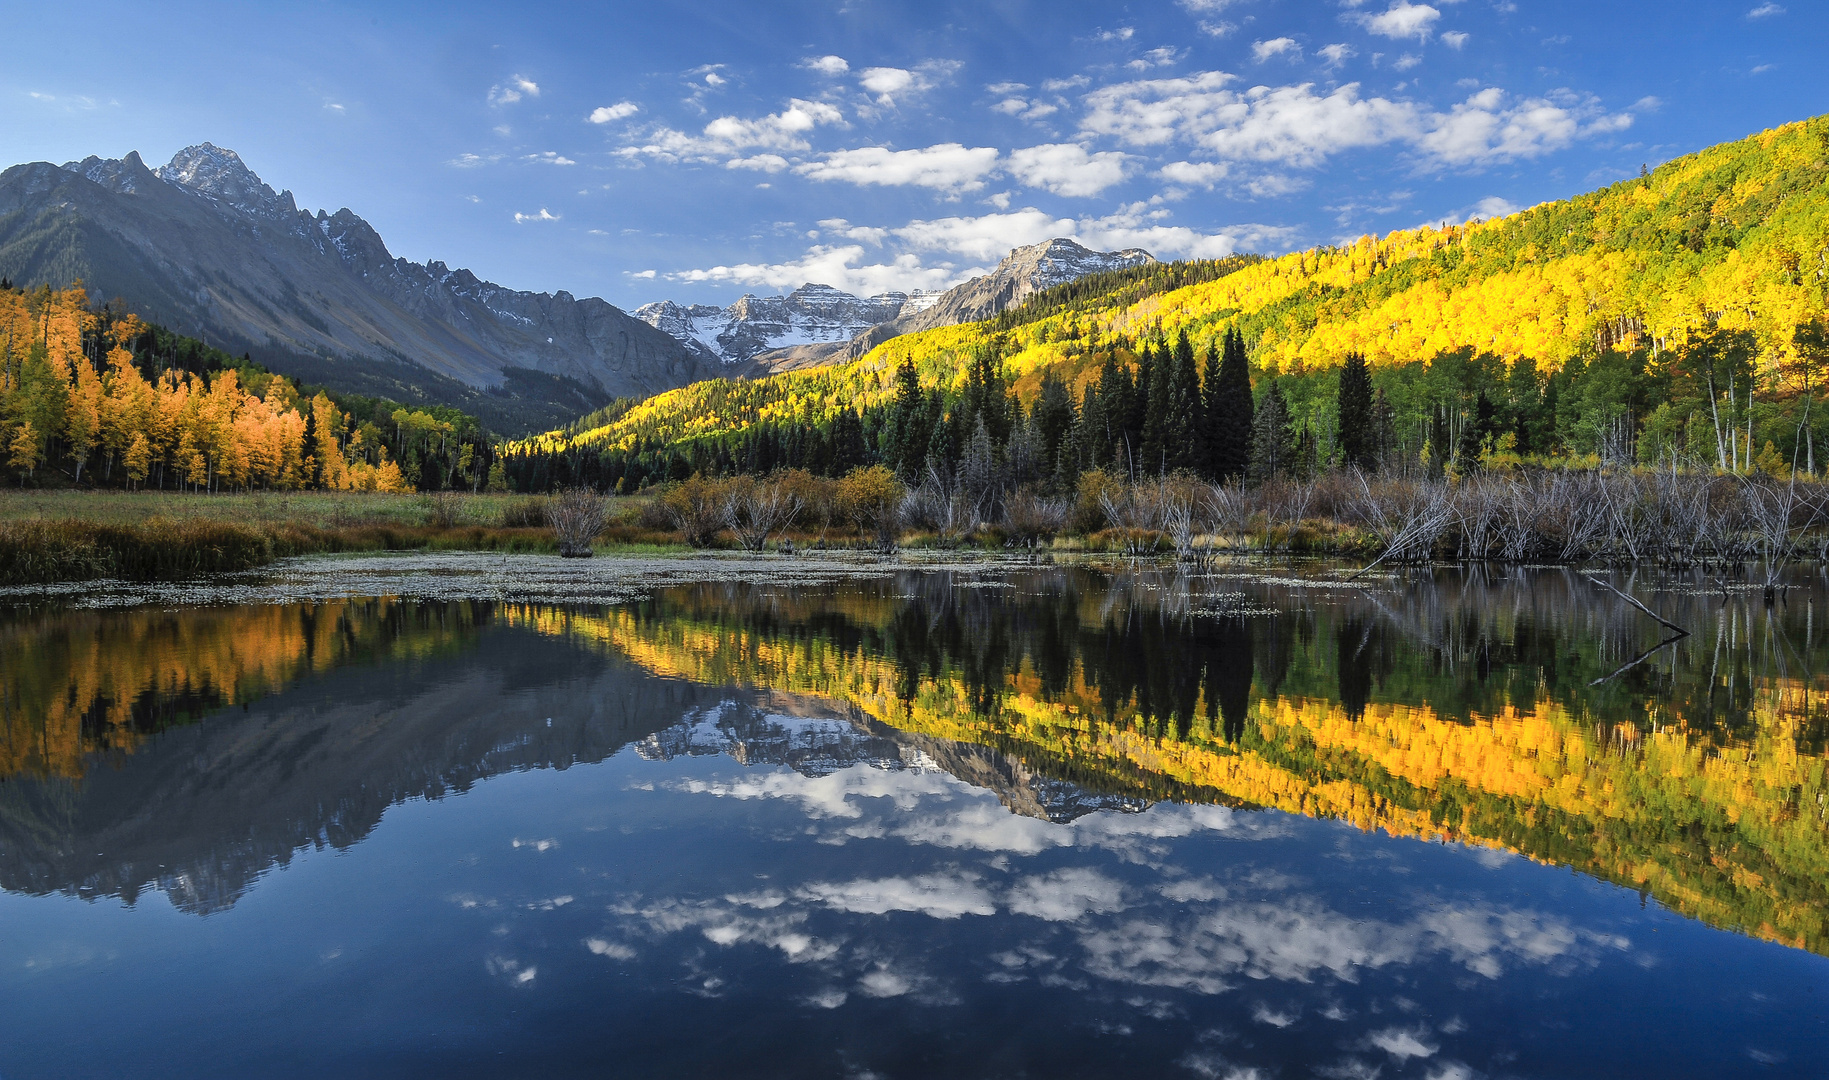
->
xmin=2 ymin=1 xmax=1822 ymax=309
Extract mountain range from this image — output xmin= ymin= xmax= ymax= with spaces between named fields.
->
xmin=0 ymin=143 xmax=1157 ymax=432
xmin=0 ymin=144 xmax=716 ymax=431
xmin=633 ymin=238 xmax=1154 ymax=374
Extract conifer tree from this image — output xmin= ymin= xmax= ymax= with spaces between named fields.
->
xmin=1207 ymin=327 xmax=1255 ymax=480
xmin=1166 ymin=329 xmax=1199 ymax=472
xmin=1032 ymin=371 xmax=1075 ymax=481
xmin=1198 ymin=339 xmax=1222 ymax=477
xmin=1141 ymin=339 xmax=1174 ymax=474
xmin=1336 ymin=351 xmax=1375 ymax=470
xmin=1246 ymin=381 xmax=1293 ymax=485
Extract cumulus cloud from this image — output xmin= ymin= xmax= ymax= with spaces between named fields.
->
xmin=1007 ymin=869 xmax=1127 ymax=921
xmin=1129 ymin=46 xmax=1185 ymax=71
xmin=802 ymin=55 xmax=850 ymax=75
xmin=1746 ymin=2 xmax=1785 ymax=15
xmin=589 ymin=102 xmax=639 ymax=123
xmin=1441 ymin=30 xmax=1470 ymax=49
xmin=617 ymin=98 xmax=844 ymax=164
xmin=489 ymin=74 xmax=539 ymax=106
xmin=1318 ymin=43 xmax=1356 ymax=67
xmin=1352 ymin=1 xmax=1442 ymax=41
xmin=800 ymin=873 xmax=997 ymax=919
xmin=513 ymin=208 xmax=559 ymax=223
xmin=796 ymin=143 xmax=1001 ymax=193
xmin=857 ymin=61 xmax=958 ymax=105
xmin=1082 ymin=71 xmax=1635 ymax=172
xmin=1419 ymin=87 xmax=1634 ymax=166
xmin=1252 ymin=37 xmax=1302 ymax=62
xmin=1006 ymin=144 xmax=1131 ymax=197
xmin=525 ymin=151 xmax=576 ymax=166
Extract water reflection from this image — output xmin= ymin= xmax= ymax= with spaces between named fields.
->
xmin=3 ymin=567 xmax=1828 ymax=951
xmin=0 ymin=567 xmax=1825 ymax=1078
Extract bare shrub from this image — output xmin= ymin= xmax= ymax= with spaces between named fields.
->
xmin=1256 ymin=475 xmax=1315 ymax=552
xmin=723 ymin=473 xmax=802 ymax=552
xmin=902 ymin=469 xmax=971 ymax=547
xmin=546 ymin=488 xmax=606 ymax=557
xmin=662 ymin=474 xmax=730 ymax=548
xmin=1004 ymin=488 xmax=1069 ymax=548
xmin=1350 ymin=470 xmax=1456 ymax=572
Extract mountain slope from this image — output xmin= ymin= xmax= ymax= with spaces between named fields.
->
xmin=0 ymin=144 xmax=710 ymax=432
xmin=524 ymin=113 xmax=1829 ymax=457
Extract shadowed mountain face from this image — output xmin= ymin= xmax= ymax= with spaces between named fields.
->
xmin=0 ymin=144 xmax=712 ymax=432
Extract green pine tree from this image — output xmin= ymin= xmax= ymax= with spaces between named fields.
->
xmin=1336 ymin=351 xmax=1375 ymax=471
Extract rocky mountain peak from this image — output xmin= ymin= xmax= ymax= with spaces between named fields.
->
xmin=155 ymin=143 xmax=296 ymax=217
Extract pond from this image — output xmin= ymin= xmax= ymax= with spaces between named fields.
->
xmin=1 ymin=556 xmax=1826 ymax=1078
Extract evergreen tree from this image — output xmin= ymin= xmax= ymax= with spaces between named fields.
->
xmin=1166 ymin=329 xmax=1200 ymax=472
xmin=926 ymin=405 xmax=959 ymax=479
xmin=1247 ymin=381 xmax=1293 ymax=485
xmin=1140 ymin=339 xmax=1174 ymax=474
xmin=1336 ymin=351 xmax=1375 ymax=470
xmin=1032 ymin=371 xmax=1076 ymax=481
xmin=1198 ymin=340 xmax=1222 ymax=477
xmin=1207 ymin=327 xmax=1254 ymax=480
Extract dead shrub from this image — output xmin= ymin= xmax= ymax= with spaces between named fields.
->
xmin=546 ymin=488 xmax=606 ymax=557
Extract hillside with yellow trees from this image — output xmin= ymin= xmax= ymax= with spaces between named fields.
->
xmin=505 ymin=114 xmax=1829 ymax=492
xmin=0 ymin=284 xmax=495 ymax=491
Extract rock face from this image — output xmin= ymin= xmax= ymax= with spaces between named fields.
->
xmin=636 ymin=238 xmax=1152 ymax=377
xmin=635 ymin=283 xmax=940 ymax=366
xmin=842 ymin=237 xmax=1155 ymax=360
xmin=0 ymin=143 xmax=710 ymax=432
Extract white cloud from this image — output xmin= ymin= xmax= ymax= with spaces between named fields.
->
xmin=446 ymin=152 xmax=502 ymax=168
xmin=1318 ymin=43 xmax=1357 ymax=67
xmin=489 ymin=74 xmax=540 ymax=106
xmin=1441 ymin=30 xmax=1470 ymax=48
xmin=1419 ymin=87 xmax=1634 ymax=166
xmin=1430 ymin=195 xmax=1522 ymax=227
xmin=799 ymin=873 xmax=996 ymax=919
xmin=802 ymin=55 xmax=851 ymax=75
xmin=525 ymin=151 xmax=577 ymax=166
xmin=1084 ymin=70 xmax=1634 ymax=173
xmin=1253 ymin=37 xmax=1302 ymax=62
xmin=856 ymin=61 xmax=957 ymax=106
xmin=1007 ymin=869 xmax=1127 ymax=921
xmin=1367 ymin=1027 xmax=1439 ymax=1061
xmin=1007 ymin=144 xmax=1131 ymax=197
xmin=1352 ymin=2 xmax=1442 ymax=41
xmin=589 ymin=102 xmax=639 ymax=123
xmin=726 ymin=154 xmax=790 ymax=173
xmin=1042 ymin=75 xmax=1090 ymax=92
xmin=513 ymin=208 xmax=559 ymax=223
xmin=1097 ymin=26 xmax=1137 ymax=42
xmin=1129 ymin=46 xmax=1185 ymax=71
xmin=1746 ymin=2 xmax=1785 ymax=16
xmin=1160 ymin=160 xmax=1231 ymax=188
xmin=1392 ymin=53 xmax=1423 ymax=71
xmin=618 ymin=98 xmax=845 ymax=164
xmin=796 ymin=143 xmax=1001 ymax=193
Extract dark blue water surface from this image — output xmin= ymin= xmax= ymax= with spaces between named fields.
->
xmin=1 ymin=565 xmax=1826 ymax=1078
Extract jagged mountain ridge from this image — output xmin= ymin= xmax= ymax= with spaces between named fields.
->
xmin=0 ymin=143 xmax=710 ymax=432
xmin=635 ymin=283 xmax=943 ymax=367
xmin=634 ymin=238 xmax=1153 ymax=376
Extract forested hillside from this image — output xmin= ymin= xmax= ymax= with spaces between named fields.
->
xmin=0 ymin=284 xmax=496 ymax=492
xmin=505 ymin=114 xmax=1829 ymax=493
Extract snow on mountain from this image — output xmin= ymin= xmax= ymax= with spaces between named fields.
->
xmin=635 ymin=283 xmax=942 ymax=366
xmin=639 ymin=238 xmax=1152 ymax=372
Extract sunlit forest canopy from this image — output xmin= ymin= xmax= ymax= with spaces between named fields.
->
xmin=506 ymin=115 xmax=1829 ymax=491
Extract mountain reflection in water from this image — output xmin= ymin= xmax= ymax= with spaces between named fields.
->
xmin=0 ymin=565 xmax=1826 ymax=1078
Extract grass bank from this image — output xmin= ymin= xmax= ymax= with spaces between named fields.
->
xmin=0 ymin=491 xmax=666 ymax=586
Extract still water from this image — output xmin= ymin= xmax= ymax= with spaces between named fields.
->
xmin=1 ymin=560 xmax=1826 ymax=1078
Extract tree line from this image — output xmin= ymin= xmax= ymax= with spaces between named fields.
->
xmin=0 ymin=283 xmax=498 ymax=492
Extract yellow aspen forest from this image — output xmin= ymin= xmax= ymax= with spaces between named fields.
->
xmin=0 ymin=283 xmax=487 ymax=492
